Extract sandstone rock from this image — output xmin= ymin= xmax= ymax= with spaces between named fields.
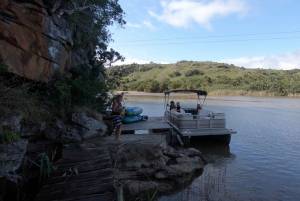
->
xmin=0 ymin=0 xmax=84 ymax=81
xmin=71 ymin=112 xmax=107 ymax=139
xmin=1 ymin=114 xmax=22 ymax=134
xmin=185 ymin=147 xmax=202 ymax=157
xmin=43 ymin=119 xmax=82 ymax=144
xmin=0 ymin=139 xmax=28 ymax=184
xmin=106 ymin=135 xmax=204 ymax=199
xmin=43 ymin=112 xmax=107 ymax=143
xmin=20 ymin=122 xmax=46 ymax=137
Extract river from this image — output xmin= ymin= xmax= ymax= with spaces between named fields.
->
xmin=122 ymin=93 xmax=300 ymax=201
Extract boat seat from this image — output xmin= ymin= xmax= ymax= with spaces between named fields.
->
xmin=171 ymin=109 xmax=186 ymax=114
xmin=198 ymin=110 xmax=210 ymax=117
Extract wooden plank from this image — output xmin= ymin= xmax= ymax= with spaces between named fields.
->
xmin=39 ymin=176 xmax=113 ymax=194
xmin=36 ymin=140 xmax=116 ymax=201
xmin=35 ymin=183 xmax=114 ymax=201
xmin=50 ymin=163 xmax=112 ymax=177
xmin=54 ymin=158 xmax=111 ymax=169
xmin=57 ymin=150 xmax=108 ymax=163
xmin=43 ymin=169 xmax=113 ymax=185
xmin=54 ymin=192 xmax=116 ymax=201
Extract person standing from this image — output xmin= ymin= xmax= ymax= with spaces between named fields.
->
xmin=112 ymin=95 xmax=123 ymax=141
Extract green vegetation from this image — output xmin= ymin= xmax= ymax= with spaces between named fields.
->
xmin=106 ymin=61 xmax=300 ymax=96
xmin=36 ymin=152 xmax=54 ymax=182
xmin=3 ymin=131 xmax=20 ymax=142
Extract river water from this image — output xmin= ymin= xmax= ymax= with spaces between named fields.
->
xmin=123 ymin=93 xmax=300 ymax=201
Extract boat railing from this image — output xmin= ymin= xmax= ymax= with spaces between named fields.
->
xmin=164 ymin=109 xmax=226 ymax=130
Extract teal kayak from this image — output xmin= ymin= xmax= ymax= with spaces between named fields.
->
xmin=122 ymin=115 xmax=142 ymax=124
xmin=125 ymin=107 xmax=143 ymax=116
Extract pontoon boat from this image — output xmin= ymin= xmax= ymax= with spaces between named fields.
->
xmin=164 ymin=90 xmax=237 ymax=145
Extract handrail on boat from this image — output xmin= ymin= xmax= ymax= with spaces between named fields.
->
xmin=164 ymin=89 xmax=207 ymax=111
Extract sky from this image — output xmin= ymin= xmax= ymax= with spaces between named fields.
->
xmin=109 ymin=0 xmax=300 ymax=70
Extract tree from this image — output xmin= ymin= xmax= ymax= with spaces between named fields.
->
xmin=48 ymin=0 xmax=126 ymax=111
xmin=51 ymin=0 xmax=126 ymax=66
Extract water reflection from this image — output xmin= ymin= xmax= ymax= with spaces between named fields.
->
xmin=125 ymin=94 xmax=300 ymax=201
xmin=159 ymin=141 xmax=236 ymax=201
xmin=190 ymin=140 xmax=232 ymax=158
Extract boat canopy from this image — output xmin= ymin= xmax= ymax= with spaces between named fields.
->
xmin=164 ymin=89 xmax=207 ymax=96
xmin=164 ymin=89 xmax=207 ymax=110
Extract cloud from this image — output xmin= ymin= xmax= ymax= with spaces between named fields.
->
xmin=220 ymin=50 xmax=300 ymax=70
xmin=143 ymin=20 xmax=156 ymax=29
xmin=125 ymin=21 xmax=155 ymax=29
xmin=126 ymin=22 xmax=141 ymax=28
xmin=149 ymin=0 xmax=247 ymax=29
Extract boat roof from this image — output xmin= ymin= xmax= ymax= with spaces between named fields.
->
xmin=164 ymin=89 xmax=207 ymax=96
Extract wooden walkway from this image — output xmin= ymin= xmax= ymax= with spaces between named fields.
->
xmin=122 ymin=116 xmax=171 ymax=134
xmin=35 ymin=117 xmax=172 ymax=201
xmin=35 ymin=146 xmax=116 ymax=201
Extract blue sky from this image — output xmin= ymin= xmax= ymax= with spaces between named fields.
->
xmin=109 ymin=0 xmax=300 ymax=70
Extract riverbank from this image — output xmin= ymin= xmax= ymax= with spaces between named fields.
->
xmin=115 ymin=90 xmax=300 ymax=97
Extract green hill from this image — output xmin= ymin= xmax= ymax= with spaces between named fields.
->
xmin=106 ymin=60 xmax=300 ymax=96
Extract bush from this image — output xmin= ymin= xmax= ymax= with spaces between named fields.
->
xmin=169 ymin=71 xmax=181 ymax=78
xmin=184 ymin=69 xmax=204 ymax=77
xmin=3 ymin=131 xmax=20 ymax=142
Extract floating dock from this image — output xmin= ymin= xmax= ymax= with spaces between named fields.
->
xmin=121 ymin=116 xmax=172 ymax=134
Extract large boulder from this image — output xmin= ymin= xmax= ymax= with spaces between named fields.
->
xmin=43 ymin=111 xmax=107 ymax=144
xmin=1 ymin=114 xmax=23 ymax=134
xmin=0 ymin=139 xmax=28 ymax=195
xmin=105 ymin=135 xmax=204 ymax=199
xmin=71 ymin=112 xmax=107 ymax=140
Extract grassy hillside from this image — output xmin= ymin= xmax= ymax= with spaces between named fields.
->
xmin=106 ymin=60 xmax=300 ymax=96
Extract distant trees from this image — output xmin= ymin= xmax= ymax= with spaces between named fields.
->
xmin=108 ymin=63 xmax=300 ymax=96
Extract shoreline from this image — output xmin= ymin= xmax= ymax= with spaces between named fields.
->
xmin=115 ymin=91 xmax=300 ymax=98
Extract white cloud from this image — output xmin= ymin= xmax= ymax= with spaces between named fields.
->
xmin=143 ymin=20 xmax=156 ymax=29
xmin=149 ymin=0 xmax=247 ymax=29
xmin=127 ymin=22 xmax=141 ymax=28
xmin=220 ymin=50 xmax=300 ymax=70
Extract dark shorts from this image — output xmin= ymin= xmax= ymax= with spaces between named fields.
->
xmin=112 ymin=115 xmax=122 ymax=127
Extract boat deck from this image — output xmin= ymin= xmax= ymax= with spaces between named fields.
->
xmin=175 ymin=127 xmax=237 ymax=137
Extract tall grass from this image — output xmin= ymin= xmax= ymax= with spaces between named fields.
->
xmin=208 ymin=89 xmax=272 ymax=96
xmin=26 ymin=152 xmax=56 ymax=182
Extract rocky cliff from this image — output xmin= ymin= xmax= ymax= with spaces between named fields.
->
xmin=0 ymin=0 xmax=88 ymax=81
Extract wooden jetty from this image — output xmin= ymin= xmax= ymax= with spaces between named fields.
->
xmin=35 ymin=117 xmax=172 ymax=201
xmin=122 ymin=116 xmax=172 ymax=134
xmin=35 ymin=146 xmax=115 ymax=201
